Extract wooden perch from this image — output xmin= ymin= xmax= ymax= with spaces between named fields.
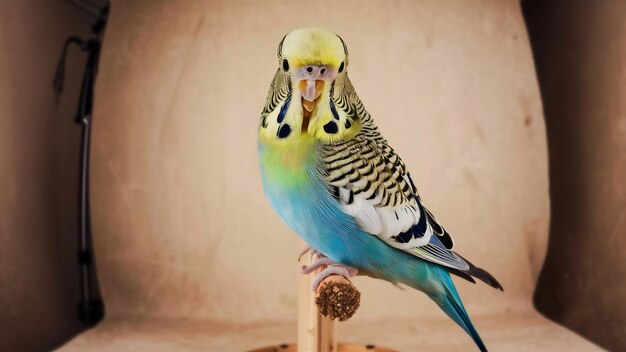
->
xmin=315 ymin=274 xmax=361 ymax=321
xmin=249 ymin=246 xmax=393 ymax=352
xmin=298 ymin=248 xmax=362 ymax=352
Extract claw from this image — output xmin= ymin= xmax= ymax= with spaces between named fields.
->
xmin=298 ymin=246 xmax=313 ymax=261
xmin=301 ymin=257 xmax=335 ymax=274
xmin=298 ymin=246 xmax=326 ymax=262
xmin=310 ymin=264 xmax=358 ymax=292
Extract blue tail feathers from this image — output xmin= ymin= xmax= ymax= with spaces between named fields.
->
xmin=431 ymin=273 xmax=488 ymax=352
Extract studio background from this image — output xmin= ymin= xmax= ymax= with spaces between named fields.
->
xmin=0 ymin=1 xmax=623 ymax=351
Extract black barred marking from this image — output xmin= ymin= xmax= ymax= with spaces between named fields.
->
xmin=348 ymin=191 xmax=354 ymax=204
xmin=324 ymin=151 xmax=353 ymax=164
xmin=354 ymin=180 xmax=372 ymax=195
xmin=327 ymin=157 xmax=357 ymax=173
xmin=382 ymin=173 xmax=394 ymax=183
xmin=277 ymin=34 xmax=287 ymax=57
xmin=329 ymin=171 xmax=350 ymax=183
xmin=345 ymin=119 xmax=351 ymax=129
xmin=360 ymin=164 xmax=374 ymax=177
xmin=391 ymin=194 xmax=400 ymax=207
xmin=331 ymin=186 xmax=340 ymax=201
xmin=261 ymin=73 xmax=292 ymax=123
xmin=394 ymin=228 xmax=414 ymax=244
xmin=277 ymin=124 xmax=291 ymax=138
xmin=323 ymin=121 xmax=338 ymax=134
xmin=336 ymin=34 xmax=349 ymax=61
xmin=414 ymin=204 xmax=427 ymax=236
xmin=348 ymin=171 xmax=360 ymax=182
xmin=330 ymin=100 xmax=340 ymax=120
xmin=357 ymin=162 xmax=372 ymax=172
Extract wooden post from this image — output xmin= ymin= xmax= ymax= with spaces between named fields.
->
xmin=298 ymin=250 xmax=337 ymax=352
xmin=249 ymin=245 xmax=393 ymax=352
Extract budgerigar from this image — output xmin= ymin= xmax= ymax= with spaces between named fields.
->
xmin=258 ymin=28 xmax=503 ymax=351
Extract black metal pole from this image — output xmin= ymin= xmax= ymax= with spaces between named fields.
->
xmin=75 ymin=37 xmax=103 ymax=326
xmin=53 ymin=3 xmax=109 ymax=327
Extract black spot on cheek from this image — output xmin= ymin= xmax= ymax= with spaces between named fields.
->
xmin=277 ymin=95 xmax=292 ymax=123
xmin=345 ymin=119 xmax=351 ymax=129
xmin=277 ymin=124 xmax=291 ymax=138
xmin=339 ymin=61 xmax=345 ymax=73
xmin=282 ymin=59 xmax=289 ymax=71
xmin=323 ymin=121 xmax=338 ymax=134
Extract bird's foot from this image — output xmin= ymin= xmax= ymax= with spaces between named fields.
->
xmin=300 ymin=253 xmax=358 ymax=292
xmin=310 ymin=264 xmax=358 ymax=293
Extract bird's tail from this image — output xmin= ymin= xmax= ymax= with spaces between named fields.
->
xmin=429 ymin=273 xmax=488 ymax=352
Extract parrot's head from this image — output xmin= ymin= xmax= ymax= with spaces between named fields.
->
xmin=259 ymin=28 xmax=361 ymax=144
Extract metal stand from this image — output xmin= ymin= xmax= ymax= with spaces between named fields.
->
xmin=53 ymin=3 xmax=110 ymax=327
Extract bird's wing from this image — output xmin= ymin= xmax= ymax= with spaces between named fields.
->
xmin=319 ymin=136 xmax=502 ymax=289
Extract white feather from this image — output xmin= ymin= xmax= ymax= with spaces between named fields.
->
xmin=353 ymin=200 xmax=382 ymax=235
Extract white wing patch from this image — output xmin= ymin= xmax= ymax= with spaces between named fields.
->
xmin=337 ymin=182 xmax=468 ymax=271
xmin=338 ymin=184 xmax=432 ymax=248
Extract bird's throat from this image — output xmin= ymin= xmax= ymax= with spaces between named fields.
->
xmin=301 ymin=104 xmax=311 ymax=133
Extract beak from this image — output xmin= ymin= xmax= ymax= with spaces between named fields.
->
xmin=295 ymin=64 xmax=336 ymax=112
xmin=300 ymin=80 xmax=324 ymax=112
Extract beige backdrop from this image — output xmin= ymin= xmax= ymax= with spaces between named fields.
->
xmin=59 ymin=0 xmax=600 ymax=351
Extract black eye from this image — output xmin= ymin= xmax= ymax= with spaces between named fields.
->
xmin=282 ymin=59 xmax=289 ymax=71
xmin=338 ymin=61 xmax=345 ymax=73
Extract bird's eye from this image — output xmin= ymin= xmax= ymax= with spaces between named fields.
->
xmin=282 ymin=59 xmax=289 ymax=71
xmin=338 ymin=61 xmax=345 ymax=73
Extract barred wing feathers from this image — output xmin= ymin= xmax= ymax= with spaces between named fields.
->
xmin=320 ymin=136 xmax=502 ymax=290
